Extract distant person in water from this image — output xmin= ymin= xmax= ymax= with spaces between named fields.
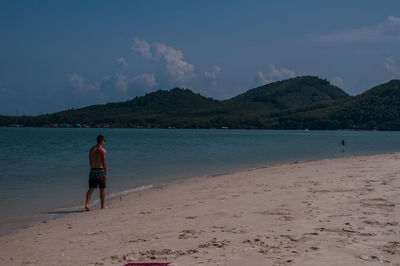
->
xmin=85 ymin=135 xmax=108 ymax=211
xmin=340 ymin=138 xmax=346 ymax=152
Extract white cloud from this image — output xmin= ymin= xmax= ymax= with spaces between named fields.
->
xmin=68 ymin=74 xmax=85 ymax=90
xmin=131 ymin=38 xmax=152 ymax=59
xmin=132 ymin=38 xmax=195 ymax=85
xmin=68 ymin=74 xmax=99 ymax=92
xmin=98 ymin=73 xmax=130 ymax=101
xmin=256 ymin=72 xmax=268 ymax=86
xmin=69 ymin=57 xmax=132 ymax=101
xmin=114 ymin=73 xmax=129 ymax=93
xmin=155 ymin=42 xmax=195 ymax=83
xmin=256 ymin=64 xmax=296 ymax=85
xmin=316 ymin=16 xmax=400 ymax=42
xmin=204 ymin=66 xmax=221 ymax=86
xmin=107 ymin=57 xmax=131 ymax=93
xmin=133 ymin=73 xmax=158 ymax=89
xmin=331 ymin=76 xmax=344 ymax=87
xmin=204 ymin=66 xmax=221 ymax=80
xmin=384 ymin=57 xmax=400 ymax=75
xmin=116 ymin=57 xmax=128 ymax=70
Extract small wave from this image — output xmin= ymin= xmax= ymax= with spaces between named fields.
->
xmin=109 ymin=184 xmax=154 ymax=198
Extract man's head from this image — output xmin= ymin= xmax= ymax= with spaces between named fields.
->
xmin=97 ymin=135 xmax=105 ymax=145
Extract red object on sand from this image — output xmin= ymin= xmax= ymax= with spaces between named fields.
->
xmin=124 ymin=263 xmax=170 ymax=266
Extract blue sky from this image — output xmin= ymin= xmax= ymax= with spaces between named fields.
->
xmin=0 ymin=0 xmax=399 ymax=115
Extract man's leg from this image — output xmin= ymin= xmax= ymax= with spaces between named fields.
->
xmin=85 ymin=188 xmax=95 ymax=211
xmin=100 ymin=189 xmax=107 ymax=209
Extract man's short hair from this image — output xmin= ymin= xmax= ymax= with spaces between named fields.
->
xmin=97 ymin=135 xmax=105 ymax=143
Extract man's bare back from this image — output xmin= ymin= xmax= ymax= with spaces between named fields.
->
xmin=85 ymin=135 xmax=108 ymax=211
xmin=89 ymin=145 xmax=107 ymax=170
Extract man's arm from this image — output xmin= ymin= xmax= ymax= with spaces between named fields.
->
xmin=89 ymin=147 xmax=93 ymax=167
xmin=102 ymin=150 xmax=107 ymax=179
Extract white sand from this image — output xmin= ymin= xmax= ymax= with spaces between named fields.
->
xmin=0 ymin=154 xmax=399 ymax=266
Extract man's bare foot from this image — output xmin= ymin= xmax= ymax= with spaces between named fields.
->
xmin=101 ymin=205 xmax=108 ymax=209
xmin=85 ymin=206 xmax=90 ymax=212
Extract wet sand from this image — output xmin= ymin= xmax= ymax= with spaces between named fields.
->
xmin=0 ymin=154 xmax=399 ymax=266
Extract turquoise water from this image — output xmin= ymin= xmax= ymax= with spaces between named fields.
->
xmin=1 ymin=128 xmax=399 ymax=233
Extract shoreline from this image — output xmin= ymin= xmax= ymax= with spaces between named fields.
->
xmin=1 ymin=153 xmax=399 ymax=265
xmin=0 ymin=153 xmax=365 ymax=237
xmin=2 ymin=125 xmax=400 ymax=132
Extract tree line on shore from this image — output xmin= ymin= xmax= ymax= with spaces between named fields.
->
xmin=1 ymin=76 xmax=400 ymax=130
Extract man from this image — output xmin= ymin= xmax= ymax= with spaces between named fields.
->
xmin=85 ymin=135 xmax=108 ymax=211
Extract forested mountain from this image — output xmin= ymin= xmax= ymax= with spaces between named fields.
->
xmin=48 ymin=88 xmax=220 ymax=127
xmin=277 ymin=79 xmax=400 ymax=130
xmin=1 ymin=76 xmax=399 ymax=130
xmin=224 ymin=76 xmax=349 ymax=113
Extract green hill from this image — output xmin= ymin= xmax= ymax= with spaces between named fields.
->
xmin=42 ymin=88 xmax=220 ymax=127
xmin=277 ymin=79 xmax=400 ymax=130
xmin=1 ymin=77 xmax=399 ymax=130
xmin=224 ymin=76 xmax=349 ymax=113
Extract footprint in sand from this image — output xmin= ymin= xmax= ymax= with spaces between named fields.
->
xmin=358 ymin=254 xmax=381 ymax=262
xmin=87 ymin=230 xmax=107 ymax=236
xmin=279 ymin=215 xmax=295 ymax=221
xmin=212 ymin=225 xmax=248 ymax=234
xmin=360 ymin=198 xmax=395 ymax=209
xmin=382 ymin=241 xmax=400 ymax=255
xmin=243 ymin=236 xmax=305 ymax=264
xmin=242 ymin=238 xmax=268 ymax=249
xmin=307 ymin=247 xmax=319 ymax=251
xmin=179 ymin=229 xmax=202 ymax=239
xmin=280 ymin=234 xmax=304 ymax=242
xmin=123 ymin=237 xmax=149 ymax=243
xmin=116 ymin=248 xmax=200 ymax=262
xmin=254 ymin=209 xmax=291 ymax=216
xmin=363 ymin=220 xmax=399 ymax=226
xmin=198 ymin=238 xmax=229 ymax=248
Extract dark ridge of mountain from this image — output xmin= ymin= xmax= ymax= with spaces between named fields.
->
xmin=44 ymin=88 xmax=220 ymax=125
xmin=223 ymin=76 xmax=349 ymax=114
xmin=119 ymin=87 xmax=219 ymax=111
xmin=1 ymin=78 xmax=400 ymax=130
xmin=60 ymin=88 xmax=218 ymax=114
xmin=278 ymin=79 xmax=400 ymax=130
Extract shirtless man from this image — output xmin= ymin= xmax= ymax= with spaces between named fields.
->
xmin=85 ymin=135 xmax=108 ymax=211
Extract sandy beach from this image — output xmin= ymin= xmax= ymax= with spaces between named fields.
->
xmin=0 ymin=154 xmax=399 ymax=266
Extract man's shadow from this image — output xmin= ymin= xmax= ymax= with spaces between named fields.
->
xmin=47 ymin=210 xmax=85 ymax=214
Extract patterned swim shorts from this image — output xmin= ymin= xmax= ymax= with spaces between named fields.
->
xmin=89 ymin=169 xmax=106 ymax=189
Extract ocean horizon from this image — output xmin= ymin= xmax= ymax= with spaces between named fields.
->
xmin=1 ymin=127 xmax=399 ymax=235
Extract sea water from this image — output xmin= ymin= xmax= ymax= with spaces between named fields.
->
xmin=0 ymin=128 xmax=399 ymax=234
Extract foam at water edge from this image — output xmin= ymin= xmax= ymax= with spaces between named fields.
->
xmin=108 ymin=184 xmax=154 ymax=198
